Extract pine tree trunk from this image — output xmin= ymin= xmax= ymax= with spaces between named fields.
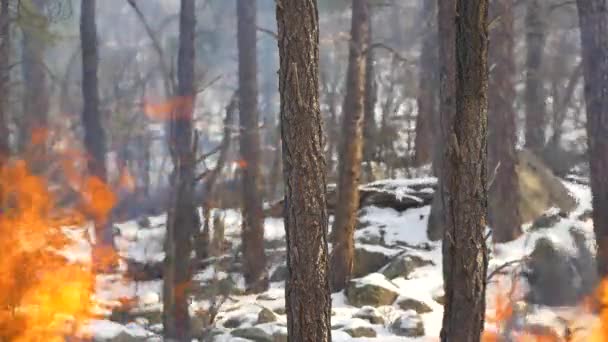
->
xmin=0 ymin=0 xmax=10 ymax=164
xmin=524 ymin=0 xmax=547 ymax=151
xmin=276 ymin=0 xmax=332 ymax=340
xmin=488 ymin=0 xmax=522 ymax=243
xmin=80 ymin=0 xmax=113 ymax=256
xmin=427 ymin=0 xmax=456 ymax=242
xmin=237 ymin=0 xmax=268 ymax=293
xmin=414 ymin=0 xmax=438 ymax=167
xmin=440 ymin=0 xmax=489 ymax=341
xmin=576 ymin=0 xmax=608 ymax=277
xmin=330 ymin=0 xmax=369 ymax=292
xmin=162 ymin=0 xmax=197 ymax=339
xmin=20 ymin=0 xmax=48 ymax=158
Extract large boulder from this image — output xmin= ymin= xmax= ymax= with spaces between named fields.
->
xmin=381 ymin=255 xmax=434 ymax=279
xmin=353 ymin=306 xmax=385 ymax=325
xmin=517 ymin=149 xmax=577 ymax=224
xmin=396 ymin=297 xmax=433 ymax=314
xmin=344 ymin=326 xmax=377 ymax=338
xmin=390 ymin=311 xmax=425 ymax=337
xmin=231 ymin=327 xmax=274 ymax=342
xmin=353 ymin=246 xmax=391 ymax=278
xmin=346 ymin=273 xmax=400 ymax=307
xmin=524 ymin=238 xmax=580 ymax=306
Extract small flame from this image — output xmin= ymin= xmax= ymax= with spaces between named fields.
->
xmin=143 ymin=96 xmax=194 ymax=121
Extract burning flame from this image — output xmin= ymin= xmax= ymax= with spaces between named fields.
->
xmin=143 ymin=96 xmax=194 ymax=121
xmin=0 ymin=149 xmax=118 ymax=339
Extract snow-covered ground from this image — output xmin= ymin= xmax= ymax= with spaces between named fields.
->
xmin=70 ymin=176 xmax=598 ymax=341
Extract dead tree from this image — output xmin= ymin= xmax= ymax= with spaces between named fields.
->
xmin=440 ymin=0 xmax=489 ymax=341
xmin=576 ymin=0 xmax=608 ymax=277
xmin=276 ymin=0 xmax=332 ymax=340
xmin=414 ymin=0 xmax=438 ymax=166
xmin=162 ymin=0 xmax=198 ymax=339
xmin=236 ymin=0 xmax=268 ymax=293
xmin=524 ymin=0 xmax=547 ymax=151
xmin=20 ymin=0 xmax=49 ymax=159
xmin=488 ymin=0 xmax=522 ymax=242
xmin=330 ymin=0 xmax=369 ymax=292
xmin=0 ymin=0 xmax=10 ymax=165
xmin=427 ymin=0 xmax=456 ymax=242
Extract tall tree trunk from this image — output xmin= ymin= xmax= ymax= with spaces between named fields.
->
xmin=80 ymin=0 xmax=113 ymax=254
xmin=576 ymin=0 xmax=608 ymax=277
xmin=0 ymin=0 xmax=10 ymax=164
xmin=362 ymin=7 xmax=377 ymax=182
xmin=524 ymin=0 xmax=547 ymax=151
xmin=427 ymin=0 xmax=456 ymax=241
xmin=276 ymin=0 xmax=331 ymax=340
xmin=20 ymin=0 xmax=48 ymax=158
xmin=440 ymin=0 xmax=489 ymax=341
xmin=237 ymin=0 xmax=268 ymax=293
xmin=488 ymin=0 xmax=522 ymax=243
xmin=330 ymin=0 xmax=369 ymax=292
xmin=414 ymin=0 xmax=438 ymax=167
xmin=162 ymin=0 xmax=197 ymax=339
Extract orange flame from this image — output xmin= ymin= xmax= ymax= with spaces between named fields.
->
xmin=143 ymin=96 xmax=194 ymax=121
xmin=0 ymin=160 xmax=95 ymax=340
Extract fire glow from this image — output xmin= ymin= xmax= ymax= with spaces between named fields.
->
xmin=0 ymin=154 xmax=117 ymax=340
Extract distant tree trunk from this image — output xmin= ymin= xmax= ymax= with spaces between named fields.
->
xmin=488 ymin=0 xmax=522 ymax=243
xmin=20 ymin=0 xmax=49 ymax=157
xmin=362 ymin=7 xmax=377 ymax=182
xmin=0 ymin=0 xmax=10 ymax=164
xmin=162 ymin=0 xmax=197 ymax=339
xmin=427 ymin=0 xmax=456 ymax=241
xmin=80 ymin=0 xmax=113 ymax=254
xmin=276 ymin=0 xmax=332 ymax=340
xmin=440 ymin=0 xmax=489 ymax=341
xmin=524 ymin=0 xmax=546 ymax=151
xmin=330 ymin=0 xmax=369 ymax=292
xmin=576 ymin=0 xmax=608 ymax=278
xmin=414 ymin=0 xmax=438 ymax=167
xmin=237 ymin=0 xmax=268 ymax=293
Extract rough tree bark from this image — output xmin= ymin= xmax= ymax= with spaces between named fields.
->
xmin=488 ymin=0 xmax=522 ymax=243
xmin=524 ymin=0 xmax=547 ymax=151
xmin=80 ymin=0 xmax=114 ymax=256
xmin=330 ymin=0 xmax=369 ymax=292
xmin=414 ymin=0 xmax=438 ymax=167
xmin=440 ymin=0 xmax=489 ymax=341
xmin=162 ymin=0 xmax=197 ymax=339
xmin=0 ymin=0 xmax=10 ymax=164
xmin=20 ymin=0 xmax=49 ymax=156
xmin=237 ymin=0 xmax=268 ymax=293
xmin=276 ymin=0 xmax=332 ymax=340
xmin=427 ymin=0 xmax=456 ymax=241
xmin=576 ymin=0 xmax=608 ymax=277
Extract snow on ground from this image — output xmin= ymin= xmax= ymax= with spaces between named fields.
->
xmin=78 ymin=176 xmax=596 ymax=341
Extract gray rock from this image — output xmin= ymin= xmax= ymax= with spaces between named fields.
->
xmin=257 ymin=307 xmax=278 ymax=324
xmin=517 ymin=149 xmax=577 ymax=224
xmin=353 ymin=247 xmax=391 ymax=278
xmin=223 ymin=317 xmax=244 ymax=328
xmin=231 ymin=327 xmax=274 ymax=342
xmin=353 ymin=306 xmax=385 ymax=325
xmin=524 ymin=238 xmax=580 ymax=306
xmin=381 ymin=255 xmax=434 ymax=279
xmin=397 ymin=298 xmax=433 ymax=314
xmin=270 ymin=264 xmax=288 ymax=282
xmin=97 ymin=331 xmax=148 ymax=342
xmin=391 ymin=311 xmax=425 ymax=337
xmin=346 ymin=276 xmax=399 ymax=307
xmin=344 ymin=326 xmax=377 ymax=338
